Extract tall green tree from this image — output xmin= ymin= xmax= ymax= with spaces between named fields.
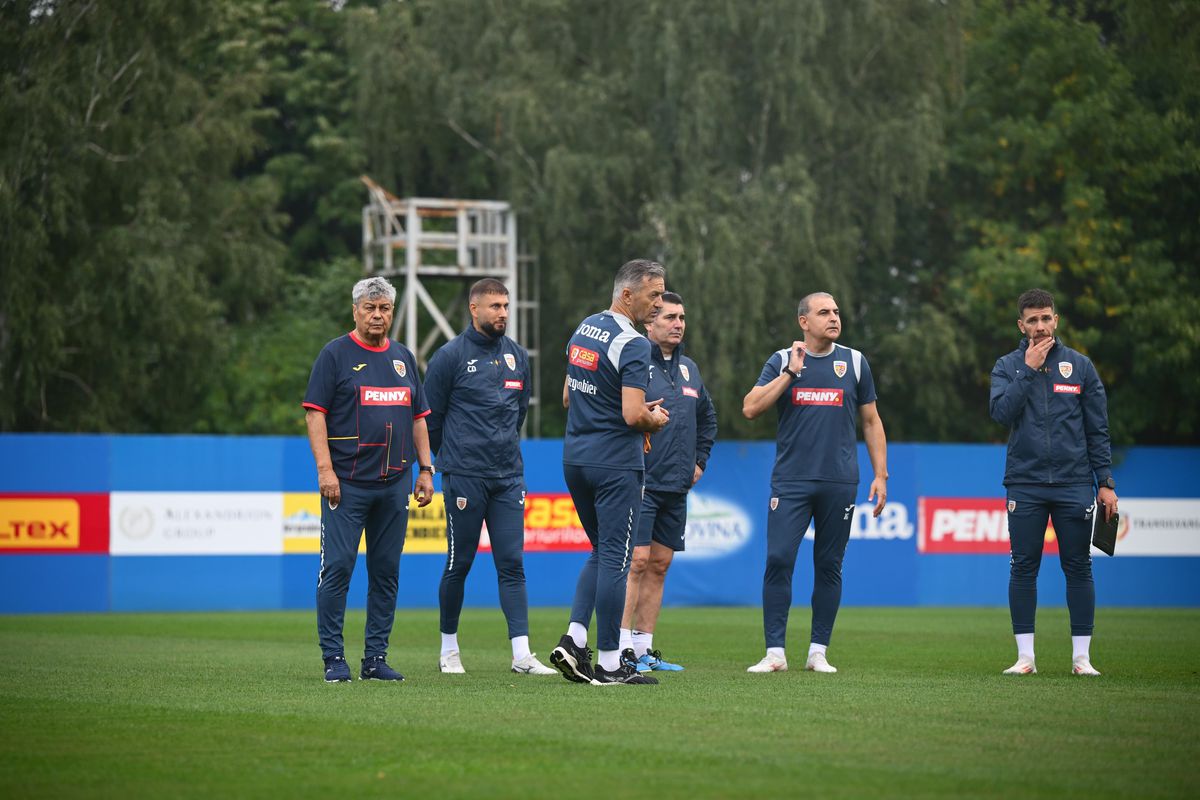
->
xmin=0 ymin=0 xmax=285 ymax=431
xmin=883 ymin=0 xmax=1200 ymax=443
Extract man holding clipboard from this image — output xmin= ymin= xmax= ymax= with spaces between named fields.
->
xmin=989 ymin=288 xmax=1119 ymax=677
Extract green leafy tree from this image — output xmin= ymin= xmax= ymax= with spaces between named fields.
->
xmin=0 ymin=0 xmax=285 ymax=431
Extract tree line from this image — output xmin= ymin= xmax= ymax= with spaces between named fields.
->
xmin=2 ymin=0 xmax=1197 ymax=443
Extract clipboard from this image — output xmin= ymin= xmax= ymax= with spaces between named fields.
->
xmin=1092 ymin=501 xmax=1118 ymax=556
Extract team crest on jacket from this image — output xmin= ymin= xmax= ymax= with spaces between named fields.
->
xmin=505 ymin=353 xmax=517 ymax=371
xmin=1058 ymin=361 xmax=1072 ymax=379
xmin=833 ymin=360 xmax=847 ymax=379
xmin=770 ymin=497 xmax=779 ymax=511
xmin=393 ymin=360 xmax=406 ymax=378
xmin=456 ymin=497 xmax=467 ymax=511
xmin=680 ymin=364 xmax=690 ymax=382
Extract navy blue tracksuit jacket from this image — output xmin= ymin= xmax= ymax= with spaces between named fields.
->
xmin=989 ymin=337 xmax=1113 ymax=487
xmin=424 ymin=325 xmax=530 ymax=477
xmin=644 ymin=343 xmax=717 ymax=492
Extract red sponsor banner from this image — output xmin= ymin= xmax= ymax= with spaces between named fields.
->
xmin=792 ymin=387 xmax=843 ymax=406
xmin=359 ymin=386 xmax=411 ymax=406
xmin=682 ymin=387 xmax=699 ymax=398
xmin=1053 ymin=384 xmax=1081 ymax=394
xmin=0 ymin=493 xmax=110 ymax=554
xmin=568 ymin=345 xmax=600 ymax=371
xmin=479 ymin=493 xmax=591 ymax=553
xmin=918 ymin=497 xmax=1059 ymax=555
xmin=504 ymin=379 xmax=524 ymax=390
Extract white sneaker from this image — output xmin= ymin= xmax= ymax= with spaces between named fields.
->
xmin=439 ymin=650 xmax=466 ymax=674
xmin=1002 ymin=655 xmax=1037 ymax=675
xmin=1072 ymin=655 xmax=1101 ymax=676
xmin=746 ymin=653 xmax=788 ymax=673
xmin=511 ymin=653 xmax=557 ymax=675
xmin=805 ymin=651 xmax=837 ymax=673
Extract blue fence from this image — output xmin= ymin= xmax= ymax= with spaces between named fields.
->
xmin=1 ymin=434 xmax=1197 ymax=613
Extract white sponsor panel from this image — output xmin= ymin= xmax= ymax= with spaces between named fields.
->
xmin=110 ymin=492 xmax=283 ymax=555
xmin=1110 ymin=499 xmax=1200 ymax=556
xmin=805 ymin=501 xmax=914 ymax=541
xmin=677 ymin=492 xmax=753 ymax=560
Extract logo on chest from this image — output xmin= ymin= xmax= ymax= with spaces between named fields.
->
xmin=680 ymin=364 xmax=690 ymax=382
xmin=792 ymin=388 xmax=844 ymax=406
xmin=505 ymin=353 xmax=517 ymax=371
xmin=1058 ymin=361 xmax=1073 ymax=379
xmin=569 ymin=345 xmax=600 ymax=371
xmin=393 ymin=360 xmax=406 ymax=378
xmin=504 ymin=379 xmax=524 ymax=390
xmin=1053 ymin=383 xmax=1081 ymax=394
xmin=833 ymin=360 xmax=847 ymax=379
xmin=360 ymin=386 xmax=411 ymax=406
xmin=682 ymin=387 xmax=699 ymax=398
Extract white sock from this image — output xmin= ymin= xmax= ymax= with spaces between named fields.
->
xmin=632 ymin=630 xmax=653 ymax=656
xmin=1015 ymin=633 xmax=1035 ymax=659
xmin=619 ymin=627 xmax=634 ymax=651
xmin=511 ymin=635 xmax=531 ymax=661
xmin=808 ymin=643 xmax=827 ymax=658
xmin=767 ymin=647 xmax=786 ymax=660
xmin=598 ymin=649 xmax=620 ymax=671
xmin=1072 ymin=635 xmax=1091 ymax=660
xmin=568 ymin=621 xmax=588 ymax=649
xmin=440 ymin=632 xmax=459 ymax=656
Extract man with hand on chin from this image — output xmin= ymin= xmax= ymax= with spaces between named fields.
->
xmin=990 ymin=288 xmax=1116 ymax=677
xmin=742 ymin=292 xmax=888 ymax=675
xmin=303 ymin=276 xmax=435 ymax=684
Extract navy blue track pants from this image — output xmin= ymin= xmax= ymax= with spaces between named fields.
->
xmin=438 ymin=473 xmax=529 ymax=639
xmin=1006 ymin=483 xmax=1096 ymax=636
xmin=762 ymin=481 xmax=856 ymax=649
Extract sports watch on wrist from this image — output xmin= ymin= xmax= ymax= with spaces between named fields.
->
xmin=419 ymin=465 xmax=435 ymax=476
xmin=1099 ymin=476 xmax=1115 ymax=490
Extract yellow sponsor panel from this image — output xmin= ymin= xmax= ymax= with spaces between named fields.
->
xmin=282 ymin=492 xmax=447 ymax=555
xmin=0 ymin=498 xmax=80 ymax=549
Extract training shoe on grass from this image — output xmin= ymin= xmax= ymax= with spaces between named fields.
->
xmin=439 ymin=650 xmax=466 ymax=674
xmin=1002 ymin=655 xmax=1037 ymax=675
xmin=640 ymin=649 xmax=684 ymax=672
xmin=593 ymin=649 xmax=659 ymax=685
xmin=511 ymin=653 xmax=557 ymax=675
xmin=360 ymin=655 xmax=405 ymax=681
xmin=805 ymin=652 xmax=837 ymax=673
xmin=324 ymin=655 xmax=352 ymax=683
xmin=746 ymin=653 xmax=788 ymax=673
xmin=549 ymin=634 xmax=596 ymax=684
xmin=1072 ymin=656 xmax=1101 ymax=676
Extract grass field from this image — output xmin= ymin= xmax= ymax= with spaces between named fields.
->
xmin=1 ymin=607 xmax=1197 ymax=799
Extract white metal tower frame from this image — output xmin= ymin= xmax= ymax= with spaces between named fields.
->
xmin=361 ymin=176 xmax=520 ymax=361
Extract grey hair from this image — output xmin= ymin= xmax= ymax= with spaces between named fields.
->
xmin=353 ymin=277 xmax=397 ymax=305
xmin=797 ymin=291 xmax=834 ymax=317
xmin=611 ymin=259 xmax=667 ymax=303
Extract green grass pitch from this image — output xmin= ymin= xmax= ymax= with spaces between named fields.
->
xmin=1 ymin=607 xmax=1197 ymax=799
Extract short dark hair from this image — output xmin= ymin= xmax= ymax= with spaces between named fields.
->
xmin=469 ymin=278 xmax=509 ymax=303
xmin=1017 ymin=288 xmax=1055 ymax=317
xmin=661 ymin=291 xmax=683 ymax=306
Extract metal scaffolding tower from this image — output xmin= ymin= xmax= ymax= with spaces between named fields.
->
xmin=360 ymin=175 xmax=540 ymax=434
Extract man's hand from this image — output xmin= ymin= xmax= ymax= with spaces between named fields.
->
xmin=318 ymin=467 xmax=341 ymax=508
xmin=645 ymin=397 xmax=670 ymax=433
xmin=788 ymin=340 xmax=807 ymax=374
xmin=1024 ymin=336 xmax=1054 ymax=370
xmin=868 ymin=476 xmax=887 ymax=518
xmin=692 ymin=464 xmax=704 ymax=487
xmin=413 ymin=471 xmax=434 ymax=507
xmin=1097 ymin=486 xmax=1118 ymax=522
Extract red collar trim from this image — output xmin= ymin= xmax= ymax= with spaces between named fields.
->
xmin=349 ymin=331 xmax=390 ymax=352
